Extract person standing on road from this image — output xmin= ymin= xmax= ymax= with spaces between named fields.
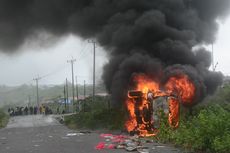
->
xmin=29 ymin=106 xmax=33 ymax=115
xmin=41 ymin=105 xmax=45 ymax=115
xmin=34 ymin=106 xmax=37 ymax=115
xmin=24 ymin=106 xmax=28 ymax=115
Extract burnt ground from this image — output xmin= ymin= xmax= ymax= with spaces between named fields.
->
xmin=0 ymin=115 xmax=184 ymax=153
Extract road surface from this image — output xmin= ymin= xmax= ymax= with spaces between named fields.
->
xmin=0 ymin=115 xmax=183 ymax=153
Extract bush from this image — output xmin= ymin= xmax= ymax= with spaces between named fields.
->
xmin=0 ymin=109 xmax=9 ymax=128
xmin=157 ymin=104 xmax=230 ymax=153
xmin=65 ymin=95 xmax=125 ymax=130
xmin=64 ymin=108 xmax=125 ymax=130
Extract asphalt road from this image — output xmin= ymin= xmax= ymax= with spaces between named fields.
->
xmin=0 ymin=115 xmax=183 ymax=153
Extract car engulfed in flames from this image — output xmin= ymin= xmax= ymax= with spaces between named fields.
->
xmin=125 ymin=73 xmax=196 ymax=137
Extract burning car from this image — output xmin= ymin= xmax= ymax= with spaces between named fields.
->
xmin=125 ymin=72 xmax=197 ymax=137
xmin=127 ymin=89 xmax=178 ymax=136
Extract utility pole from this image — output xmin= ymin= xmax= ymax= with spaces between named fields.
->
xmin=75 ymin=76 xmax=79 ymax=100
xmin=64 ymin=85 xmax=66 ymax=111
xmin=212 ymin=43 xmax=215 ymax=71
xmin=83 ymin=80 xmax=86 ymax=112
xmin=88 ymin=40 xmax=96 ymax=102
xmin=67 ymin=57 xmax=76 ymax=113
xmin=33 ymin=76 xmax=41 ymax=108
xmin=84 ymin=80 xmax=86 ymax=99
xmin=66 ymin=78 xmax=69 ymax=113
xmin=28 ymin=95 xmax=31 ymax=107
xmin=212 ymin=43 xmax=218 ymax=71
xmin=76 ymin=76 xmax=80 ymax=112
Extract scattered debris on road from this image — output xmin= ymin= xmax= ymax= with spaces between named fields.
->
xmin=66 ymin=132 xmax=85 ymax=136
xmin=95 ymin=133 xmax=158 ymax=153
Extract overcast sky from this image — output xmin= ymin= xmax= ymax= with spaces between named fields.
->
xmin=0 ymin=16 xmax=230 ymax=86
xmin=213 ymin=17 xmax=230 ymax=75
xmin=0 ymin=35 xmax=108 ymax=86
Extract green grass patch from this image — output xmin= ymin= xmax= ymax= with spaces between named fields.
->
xmin=0 ymin=109 xmax=9 ymax=128
xmin=65 ymin=95 xmax=125 ymax=130
xmin=64 ymin=108 xmax=125 ymax=130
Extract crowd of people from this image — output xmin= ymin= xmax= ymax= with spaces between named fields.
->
xmin=8 ymin=105 xmax=53 ymax=116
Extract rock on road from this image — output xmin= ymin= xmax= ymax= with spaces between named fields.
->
xmin=0 ymin=115 xmax=183 ymax=153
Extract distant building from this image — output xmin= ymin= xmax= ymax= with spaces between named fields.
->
xmin=77 ymin=95 xmax=86 ymax=100
xmin=40 ymin=98 xmax=56 ymax=104
xmin=96 ymin=93 xmax=109 ymax=97
xmin=58 ymin=98 xmax=71 ymax=104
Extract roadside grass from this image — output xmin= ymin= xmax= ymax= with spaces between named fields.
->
xmin=64 ymin=95 xmax=125 ymax=130
xmin=64 ymin=108 xmax=125 ymax=130
xmin=0 ymin=109 xmax=9 ymax=128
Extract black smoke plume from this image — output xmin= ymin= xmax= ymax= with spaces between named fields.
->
xmin=0 ymin=0 xmax=229 ymax=107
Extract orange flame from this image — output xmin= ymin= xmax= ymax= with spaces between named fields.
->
xmin=125 ymin=99 xmax=137 ymax=132
xmin=165 ymin=75 xmax=195 ymax=106
xmin=165 ymin=74 xmax=196 ymax=128
xmin=168 ymin=97 xmax=179 ymax=128
xmin=134 ymin=74 xmax=160 ymax=96
xmin=125 ymin=74 xmax=160 ymax=136
xmin=125 ymin=73 xmax=196 ymax=136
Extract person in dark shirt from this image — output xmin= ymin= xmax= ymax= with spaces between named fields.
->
xmin=24 ymin=106 xmax=28 ymax=115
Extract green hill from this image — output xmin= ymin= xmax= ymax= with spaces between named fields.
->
xmin=0 ymin=83 xmax=106 ymax=108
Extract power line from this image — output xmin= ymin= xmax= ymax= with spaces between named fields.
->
xmin=74 ymin=41 xmax=91 ymax=62
xmin=76 ymin=45 xmax=106 ymax=62
xmin=40 ymin=64 xmax=69 ymax=79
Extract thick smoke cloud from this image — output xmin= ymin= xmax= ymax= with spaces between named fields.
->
xmin=0 ymin=0 xmax=229 ymax=106
xmin=108 ymin=53 xmax=163 ymax=107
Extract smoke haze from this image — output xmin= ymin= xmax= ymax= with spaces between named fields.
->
xmin=0 ymin=0 xmax=229 ymax=106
